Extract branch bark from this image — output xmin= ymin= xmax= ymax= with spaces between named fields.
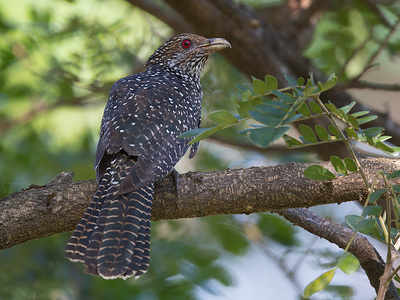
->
xmin=1 ymin=158 xmax=399 ymax=251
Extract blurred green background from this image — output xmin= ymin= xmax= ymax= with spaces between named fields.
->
xmin=1 ymin=0 xmax=399 ymax=299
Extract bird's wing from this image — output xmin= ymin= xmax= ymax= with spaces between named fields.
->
xmin=95 ymin=75 xmax=197 ymax=185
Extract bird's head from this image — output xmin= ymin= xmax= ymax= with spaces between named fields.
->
xmin=145 ymin=33 xmax=231 ymax=77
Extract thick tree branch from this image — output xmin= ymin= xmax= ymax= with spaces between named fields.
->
xmin=346 ymin=80 xmax=400 ymax=91
xmin=1 ymin=158 xmax=400 ymax=251
xmin=124 ymin=0 xmax=193 ymax=32
xmin=279 ymin=208 xmax=400 ymax=300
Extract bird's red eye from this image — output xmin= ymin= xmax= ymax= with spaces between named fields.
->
xmin=181 ymin=39 xmax=191 ymax=49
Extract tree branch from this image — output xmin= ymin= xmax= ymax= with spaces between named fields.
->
xmin=1 ymin=158 xmax=400 ymax=251
xmin=124 ymin=0 xmax=193 ymax=32
xmin=345 ymin=80 xmax=400 ymax=91
xmin=279 ymin=208 xmax=400 ymax=300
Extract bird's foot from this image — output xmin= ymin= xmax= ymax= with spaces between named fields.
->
xmin=169 ymin=168 xmax=180 ymax=192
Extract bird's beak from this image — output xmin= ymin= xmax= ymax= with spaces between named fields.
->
xmin=198 ymin=38 xmax=231 ymax=52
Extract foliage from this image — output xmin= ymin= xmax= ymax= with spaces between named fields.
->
xmin=183 ymin=72 xmax=400 ymax=297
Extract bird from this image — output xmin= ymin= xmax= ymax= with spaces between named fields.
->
xmin=65 ymin=33 xmax=231 ymax=280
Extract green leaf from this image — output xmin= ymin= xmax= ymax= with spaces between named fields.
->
xmin=328 ymin=124 xmax=341 ymax=138
xmin=246 ymin=126 xmax=290 ymax=148
xmin=207 ymin=110 xmax=239 ymax=125
xmin=387 ymin=170 xmax=400 ymax=179
xmin=326 ymin=102 xmax=346 ymax=119
xmin=252 ymin=78 xmax=267 ymax=95
xmin=297 ymin=103 xmax=311 ymax=117
xmin=248 ymin=110 xmax=281 ymax=126
xmin=367 ymin=189 xmax=386 ymax=204
xmin=337 ymin=253 xmax=360 ymax=275
xmin=362 ymin=205 xmax=383 ymax=217
xmin=297 ymin=77 xmax=305 ymax=86
xmin=363 ymin=127 xmax=384 ymax=138
xmin=271 ymin=90 xmax=296 ymax=104
xmin=375 ymin=141 xmax=396 ymax=153
xmin=351 ymin=111 xmax=369 ymax=118
xmin=180 ymin=126 xmax=225 ymax=144
xmin=309 ymin=100 xmax=323 ymax=114
xmin=208 ymin=216 xmax=249 ymax=255
xmin=283 ymin=134 xmax=302 ymax=147
xmin=255 ymin=104 xmax=286 ymax=117
xmin=379 ymin=136 xmax=392 ymax=142
xmin=304 ymin=165 xmax=336 ymax=181
xmin=258 ymin=214 xmax=297 ymax=246
xmin=315 ymin=125 xmax=329 ymax=141
xmin=299 ymin=124 xmax=318 ymax=143
xmin=345 ymin=127 xmax=357 ymax=139
xmin=343 ymin=158 xmax=357 ymax=172
xmin=179 ymin=127 xmax=212 ymax=139
xmin=264 ymin=75 xmax=278 ymax=91
xmin=303 ymin=269 xmax=336 ymax=298
xmin=357 ymin=115 xmax=378 ymax=125
xmin=317 ymin=74 xmax=337 ymax=92
xmin=347 ymin=115 xmax=359 ymax=130
xmin=339 ymin=101 xmax=356 ymax=114
xmin=330 ymin=155 xmax=347 ymax=174
xmin=237 ymin=97 xmax=262 ymax=118
xmin=392 ymin=184 xmax=400 ymax=193
xmin=345 ymin=215 xmax=383 ymax=240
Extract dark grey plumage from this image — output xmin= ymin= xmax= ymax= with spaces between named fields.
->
xmin=65 ymin=33 xmax=231 ymax=280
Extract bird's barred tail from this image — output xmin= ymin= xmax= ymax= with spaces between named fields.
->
xmin=65 ymin=154 xmax=153 ymax=280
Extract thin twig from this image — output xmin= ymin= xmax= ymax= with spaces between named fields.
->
xmin=338 ymin=28 xmax=374 ymax=79
xmin=352 ymin=18 xmax=400 ymax=82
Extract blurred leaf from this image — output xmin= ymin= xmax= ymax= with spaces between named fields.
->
xmin=330 ymin=155 xmax=347 ymax=174
xmin=252 ymin=78 xmax=267 ymax=95
xmin=298 ymin=124 xmax=318 ymax=143
xmin=245 ymin=126 xmax=290 ymax=148
xmin=337 ymin=253 xmax=360 ymax=274
xmin=271 ymin=90 xmax=296 ymax=104
xmin=207 ymin=110 xmax=239 ymax=124
xmin=208 ymin=216 xmax=249 ymax=255
xmin=387 ymin=170 xmax=400 ymax=179
xmin=315 ymin=125 xmax=329 ymax=141
xmin=367 ymin=189 xmax=387 ymax=204
xmin=325 ymin=285 xmax=354 ymax=299
xmin=328 ymin=124 xmax=341 ymax=138
xmin=283 ymin=134 xmax=302 ymax=147
xmin=357 ymin=115 xmax=378 ymax=125
xmin=343 ymin=157 xmax=357 ymax=172
xmin=297 ymin=103 xmax=311 ymax=117
xmin=258 ymin=214 xmax=297 ymax=246
xmin=317 ymin=74 xmax=337 ymax=92
xmin=339 ymin=101 xmax=356 ymax=114
xmin=309 ymin=100 xmax=323 ymax=114
xmin=304 ymin=268 xmax=336 ymax=297
xmin=264 ymin=74 xmax=278 ymax=91
xmin=248 ymin=110 xmax=281 ymax=126
xmin=363 ymin=127 xmax=384 ymax=138
xmin=362 ymin=205 xmax=383 ymax=217
xmin=351 ymin=111 xmax=369 ymax=118
xmin=375 ymin=141 xmax=396 ymax=153
xmin=304 ymin=165 xmax=336 ymax=181
xmin=345 ymin=215 xmax=383 ymax=240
